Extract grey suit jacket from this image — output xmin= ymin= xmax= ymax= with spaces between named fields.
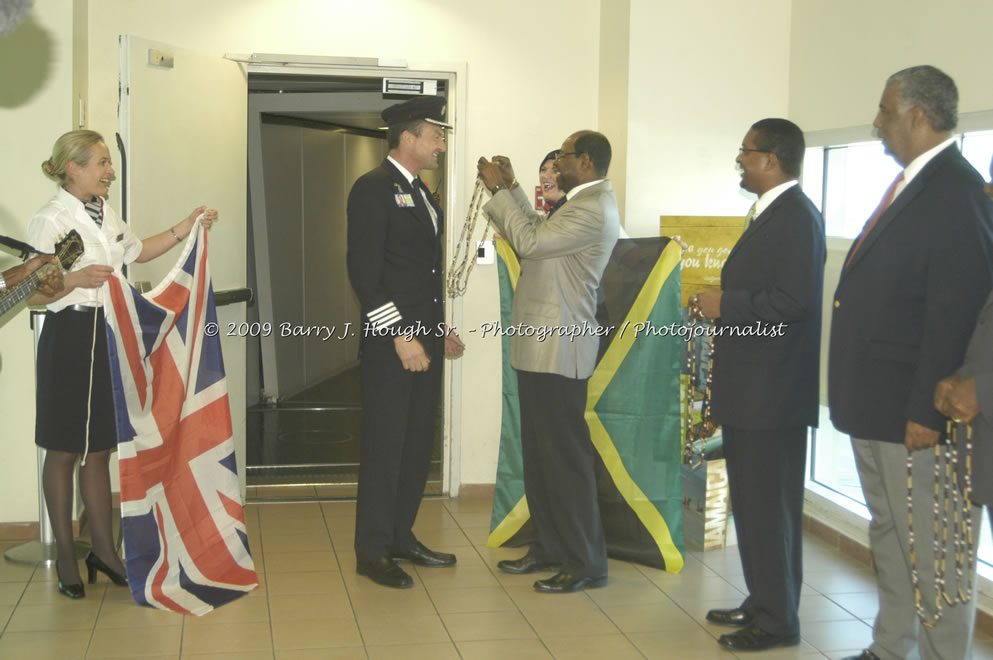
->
xmin=484 ymin=180 xmax=620 ymax=379
xmin=959 ymin=290 xmax=993 ymax=505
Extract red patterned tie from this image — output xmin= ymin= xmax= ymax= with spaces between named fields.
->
xmin=845 ymin=171 xmax=905 ymax=268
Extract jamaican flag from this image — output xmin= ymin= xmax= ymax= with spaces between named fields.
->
xmin=487 ymin=236 xmax=685 ymax=572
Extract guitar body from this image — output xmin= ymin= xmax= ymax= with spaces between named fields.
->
xmin=0 ymin=230 xmax=84 ymax=315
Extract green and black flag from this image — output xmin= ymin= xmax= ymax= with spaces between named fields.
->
xmin=487 ymin=237 xmax=685 ymax=572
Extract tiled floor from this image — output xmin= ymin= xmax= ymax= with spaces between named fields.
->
xmin=3 ymin=496 xmax=993 ymax=659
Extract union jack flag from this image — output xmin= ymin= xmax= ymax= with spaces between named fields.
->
xmin=103 ymin=224 xmax=258 ymax=615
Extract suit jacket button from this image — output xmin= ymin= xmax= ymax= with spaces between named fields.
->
xmin=834 ymin=300 xmax=840 ymax=308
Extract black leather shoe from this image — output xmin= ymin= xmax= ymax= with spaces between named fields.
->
xmin=356 ymin=556 xmax=414 ymax=589
xmin=85 ymin=551 xmax=129 ymax=586
xmin=841 ymin=651 xmax=881 ymax=660
xmin=497 ymin=552 xmax=560 ymax=575
xmin=390 ymin=541 xmax=456 ymax=567
xmin=705 ymin=606 xmax=753 ymax=627
xmin=56 ymin=561 xmax=85 ymax=599
xmin=717 ymin=623 xmax=799 ymax=652
xmin=533 ymin=571 xmax=607 ymax=593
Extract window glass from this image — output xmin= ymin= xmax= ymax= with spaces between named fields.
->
xmin=821 ymin=141 xmax=902 ymax=239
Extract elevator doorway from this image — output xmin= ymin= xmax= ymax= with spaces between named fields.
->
xmin=244 ymin=72 xmax=450 ymax=500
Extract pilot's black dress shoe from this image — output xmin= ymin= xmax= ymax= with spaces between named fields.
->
xmin=841 ymin=651 xmax=881 ymax=660
xmin=390 ymin=541 xmax=456 ymax=567
xmin=717 ymin=623 xmax=800 ymax=652
xmin=356 ymin=556 xmax=414 ymax=589
xmin=533 ymin=571 xmax=607 ymax=593
xmin=705 ymin=606 xmax=753 ymax=627
xmin=497 ymin=552 xmax=560 ymax=575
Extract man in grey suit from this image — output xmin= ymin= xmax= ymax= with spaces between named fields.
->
xmin=477 ymin=130 xmax=619 ymax=593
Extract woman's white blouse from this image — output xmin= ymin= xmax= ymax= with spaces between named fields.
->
xmin=28 ymin=187 xmax=143 ymax=312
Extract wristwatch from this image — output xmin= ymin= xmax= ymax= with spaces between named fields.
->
xmin=490 ymin=184 xmax=508 ymax=195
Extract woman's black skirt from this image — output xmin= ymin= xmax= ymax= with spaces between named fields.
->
xmin=35 ymin=307 xmax=118 ymax=453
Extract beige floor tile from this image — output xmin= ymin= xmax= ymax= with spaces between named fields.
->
xmin=262 ymin=551 xmax=339 ymax=575
xmin=0 ymin=558 xmax=37 ymax=583
xmin=258 ymin=533 xmax=333 ymax=554
xmin=800 ymin=618 xmax=873 ymax=652
xmin=183 ymin=589 xmax=269 ymax=625
xmin=323 ymin=517 xmax=357 ymax=536
xmin=260 ymin=517 xmax=328 ymax=537
xmin=268 ymin=591 xmax=354 ymax=622
xmin=428 ymin=586 xmax=516 ymax=613
xmin=0 ymin=629 xmax=91 ymax=659
xmin=739 ymin=640 xmax=826 ymax=658
xmin=822 ymin=652 xmax=872 ymax=660
xmin=366 ymin=642 xmax=460 ymax=659
xmin=542 ymin=633 xmax=644 ymax=659
xmin=600 ymin=599 xmax=699 ymax=633
xmin=653 ymin=574 xmax=744 ymax=601
xmin=87 ymin=625 xmax=182 ymax=658
xmin=271 ymin=616 xmax=362 ymax=649
xmin=803 ymin=568 xmax=876 ymax=595
xmin=413 ymin=565 xmax=501 ymax=589
xmin=463 ymin=527 xmax=495 ymax=546
xmin=456 ymin=638 xmax=553 ymax=659
xmin=827 ymin=591 xmax=879 ymax=619
xmin=96 ymin=599 xmax=185 ymax=628
xmin=180 ymin=621 xmax=273 ymax=654
xmin=449 ymin=511 xmax=492 ymax=528
xmin=319 ymin=502 xmax=357 ymax=518
xmin=412 ymin=508 xmax=460 ymax=530
xmin=411 ymin=527 xmax=473 ymax=548
xmin=0 ymin=603 xmax=13 ymax=629
xmin=18 ymin=579 xmax=107 ymax=605
xmin=798 ymin=594 xmax=860 ymax=623
xmin=183 ymin=652 xmax=272 ymax=660
xmin=628 ymin=628 xmax=740 ymax=659
xmin=0 ymin=580 xmax=27 ymax=606
xmin=441 ymin=609 xmax=536 ymax=642
xmin=5 ymin=599 xmax=101 ymax=631
xmin=587 ymin=580 xmax=668 ymax=607
xmin=346 ymin=585 xmax=434 ymax=616
xmin=257 ymin=502 xmax=325 ymax=520
xmin=355 ymin=612 xmax=450 ymax=645
xmin=505 ymin=586 xmax=597 ymax=618
xmin=525 ymin=606 xmax=620 ymax=638
xmin=276 ymin=648 xmax=366 ymax=660
xmin=265 ymin=570 xmax=345 ymax=596
xmin=442 ymin=498 xmax=495 ymax=513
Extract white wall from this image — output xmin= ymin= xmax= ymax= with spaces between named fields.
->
xmin=790 ymin=0 xmax=993 ymax=133
xmin=0 ymin=1 xmax=77 ymax=523
xmin=623 ymin=0 xmax=793 ymax=235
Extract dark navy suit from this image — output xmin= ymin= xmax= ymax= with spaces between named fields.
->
xmin=829 ymin=144 xmax=993 ymax=660
xmin=710 ymin=184 xmax=825 ymax=637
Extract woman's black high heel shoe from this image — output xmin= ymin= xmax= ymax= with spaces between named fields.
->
xmin=56 ymin=561 xmax=85 ymax=599
xmin=85 ymin=552 xmax=129 ymax=586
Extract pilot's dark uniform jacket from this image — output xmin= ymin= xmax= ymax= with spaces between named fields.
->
xmin=346 ymin=96 xmax=448 ymax=569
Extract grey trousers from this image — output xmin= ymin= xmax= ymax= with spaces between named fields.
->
xmin=852 ymin=437 xmax=980 ymax=660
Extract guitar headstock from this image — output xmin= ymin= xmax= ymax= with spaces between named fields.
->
xmin=54 ymin=230 xmax=84 ymax=270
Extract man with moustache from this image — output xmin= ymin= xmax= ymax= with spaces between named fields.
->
xmin=347 ymin=96 xmax=465 ymax=589
xmin=694 ymin=118 xmax=825 ymax=652
xmin=830 ymin=66 xmax=993 ymax=660
xmin=477 ymin=131 xmax=619 ymax=593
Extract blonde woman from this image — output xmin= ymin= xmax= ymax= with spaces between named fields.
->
xmin=27 ymin=130 xmax=217 ymax=598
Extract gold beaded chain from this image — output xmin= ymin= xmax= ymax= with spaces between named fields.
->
xmin=447 ymin=178 xmax=491 ymax=298
xmin=907 ymin=421 xmax=975 ymax=628
xmin=685 ymin=297 xmax=717 ymax=468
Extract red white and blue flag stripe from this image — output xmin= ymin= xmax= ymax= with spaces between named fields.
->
xmin=103 ymin=225 xmax=258 ymax=615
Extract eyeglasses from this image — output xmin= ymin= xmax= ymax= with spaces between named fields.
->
xmin=738 ymin=147 xmax=771 ymax=155
xmin=553 ymin=150 xmax=581 ymax=161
